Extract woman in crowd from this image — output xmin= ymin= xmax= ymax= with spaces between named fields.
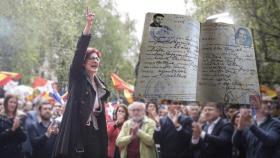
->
xmin=146 ymin=101 xmax=159 ymax=124
xmin=107 ymin=104 xmax=129 ymax=158
xmin=0 ymin=95 xmax=26 ymax=158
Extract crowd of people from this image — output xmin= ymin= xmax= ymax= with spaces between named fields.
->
xmin=1 ymin=8 xmax=280 ymax=158
xmin=0 ymin=92 xmax=280 ymax=158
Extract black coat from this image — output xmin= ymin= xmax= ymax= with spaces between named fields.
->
xmin=192 ymin=118 xmax=234 ymax=158
xmin=0 ymin=114 xmax=26 ymax=158
xmin=52 ymin=34 xmax=110 ymax=158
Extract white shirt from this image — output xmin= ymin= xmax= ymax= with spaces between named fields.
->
xmin=192 ymin=117 xmax=221 ymax=144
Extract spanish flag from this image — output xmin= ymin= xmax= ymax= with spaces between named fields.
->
xmin=33 ymin=76 xmax=48 ymax=88
xmin=0 ymin=73 xmax=12 ymax=86
xmin=0 ymin=71 xmax=22 ymax=80
xmin=111 ymin=73 xmax=134 ymax=92
xmin=111 ymin=73 xmax=134 ymax=103
xmin=260 ymin=85 xmax=277 ymax=97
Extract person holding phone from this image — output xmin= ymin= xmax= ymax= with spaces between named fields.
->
xmin=52 ymin=7 xmax=110 ymax=158
xmin=28 ymin=101 xmax=58 ymax=158
xmin=232 ymin=95 xmax=280 ymax=158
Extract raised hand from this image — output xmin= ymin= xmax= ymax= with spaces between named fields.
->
xmin=131 ymin=121 xmax=140 ymax=139
xmin=11 ymin=117 xmax=21 ymax=131
xmin=116 ymin=114 xmax=125 ymax=125
xmin=83 ymin=7 xmax=95 ymax=35
xmin=171 ymin=110 xmax=180 ymax=128
xmin=237 ymin=108 xmax=253 ymax=130
xmin=85 ymin=7 xmax=95 ymax=25
xmin=192 ymin=122 xmax=202 ymax=139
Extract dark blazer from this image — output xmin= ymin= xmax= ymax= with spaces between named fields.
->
xmin=232 ymin=116 xmax=280 ymax=158
xmin=52 ymin=34 xmax=110 ymax=158
xmin=153 ymin=114 xmax=193 ymax=158
xmin=193 ymin=118 xmax=234 ymax=158
xmin=28 ymin=121 xmax=57 ymax=158
xmin=0 ymin=114 xmax=26 ymax=158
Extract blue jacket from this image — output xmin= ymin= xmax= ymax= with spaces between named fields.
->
xmin=28 ymin=121 xmax=57 ymax=158
xmin=232 ymin=116 xmax=280 ymax=158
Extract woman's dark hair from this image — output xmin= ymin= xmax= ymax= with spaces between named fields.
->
xmin=3 ymin=94 xmax=18 ymax=116
xmin=145 ymin=101 xmax=159 ymax=115
xmin=231 ymin=111 xmax=240 ymax=126
xmin=113 ymin=104 xmax=129 ymax=121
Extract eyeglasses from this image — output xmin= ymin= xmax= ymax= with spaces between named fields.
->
xmin=130 ymin=108 xmax=144 ymax=112
xmin=87 ymin=56 xmax=100 ymax=61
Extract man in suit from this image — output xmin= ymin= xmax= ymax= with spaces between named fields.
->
xmin=232 ymin=96 xmax=280 ymax=158
xmin=192 ymin=102 xmax=234 ymax=158
xmin=153 ymin=100 xmax=193 ymax=158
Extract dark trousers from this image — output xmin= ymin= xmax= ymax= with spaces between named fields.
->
xmin=81 ymin=124 xmax=102 ymax=158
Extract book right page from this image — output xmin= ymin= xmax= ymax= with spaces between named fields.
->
xmin=196 ymin=22 xmax=260 ymax=104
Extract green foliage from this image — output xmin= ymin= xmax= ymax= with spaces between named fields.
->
xmin=186 ymin=0 xmax=280 ymax=85
xmin=0 ymin=0 xmax=137 ymax=91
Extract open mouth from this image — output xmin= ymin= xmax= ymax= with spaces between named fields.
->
xmin=91 ymin=64 xmax=98 ymax=69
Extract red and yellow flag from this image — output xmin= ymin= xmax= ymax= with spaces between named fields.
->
xmin=0 ymin=73 xmax=12 ymax=86
xmin=111 ymin=73 xmax=134 ymax=92
xmin=111 ymin=73 xmax=134 ymax=103
xmin=0 ymin=71 xmax=22 ymax=80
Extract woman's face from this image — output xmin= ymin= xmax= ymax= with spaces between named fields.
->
xmin=7 ymin=97 xmax=18 ymax=114
xmin=84 ymin=53 xmax=100 ymax=74
xmin=147 ymin=103 xmax=156 ymax=113
xmin=117 ymin=107 xmax=126 ymax=119
xmin=234 ymin=114 xmax=240 ymax=126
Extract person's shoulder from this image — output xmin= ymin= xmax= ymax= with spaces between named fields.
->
xmin=270 ymin=117 xmax=280 ymax=126
xmin=0 ymin=113 xmax=8 ymax=121
xmin=28 ymin=120 xmax=40 ymax=129
xmin=180 ymin=114 xmax=192 ymax=122
xmin=159 ymin=116 xmax=170 ymax=125
xmin=123 ymin=119 xmax=132 ymax=126
xmin=145 ymin=117 xmax=156 ymax=125
xmin=220 ymin=118 xmax=234 ymax=129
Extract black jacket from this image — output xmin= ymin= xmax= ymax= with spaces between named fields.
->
xmin=153 ymin=115 xmax=193 ymax=158
xmin=52 ymin=34 xmax=110 ymax=158
xmin=192 ymin=118 xmax=234 ymax=158
xmin=28 ymin=121 xmax=57 ymax=158
xmin=0 ymin=114 xmax=26 ymax=158
xmin=232 ymin=116 xmax=280 ymax=158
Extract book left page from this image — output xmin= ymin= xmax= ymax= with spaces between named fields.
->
xmin=135 ymin=13 xmax=200 ymax=101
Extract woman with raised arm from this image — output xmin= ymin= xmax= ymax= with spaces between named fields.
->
xmin=53 ymin=8 xmax=110 ymax=158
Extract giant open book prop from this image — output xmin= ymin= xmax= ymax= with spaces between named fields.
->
xmin=135 ymin=13 xmax=260 ymax=104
